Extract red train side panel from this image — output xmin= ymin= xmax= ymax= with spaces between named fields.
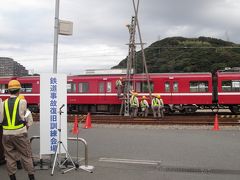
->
xmin=217 ymin=71 xmax=240 ymax=104
xmin=147 ymin=73 xmax=213 ymax=105
xmin=1 ymin=71 xmax=240 ymax=114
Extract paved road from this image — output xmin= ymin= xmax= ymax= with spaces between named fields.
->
xmin=1 ymin=123 xmax=240 ymax=180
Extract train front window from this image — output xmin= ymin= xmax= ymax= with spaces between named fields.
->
xmin=190 ymin=81 xmax=208 ymax=92
xmin=79 ymin=82 xmax=89 ymax=93
xmin=67 ymin=83 xmax=76 ymax=93
xmin=21 ymin=84 xmax=32 ymax=93
xmin=0 ymin=84 xmax=7 ymax=93
xmin=222 ymin=80 xmax=240 ymax=92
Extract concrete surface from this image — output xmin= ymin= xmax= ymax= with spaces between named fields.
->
xmin=1 ymin=123 xmax=240 ymax=180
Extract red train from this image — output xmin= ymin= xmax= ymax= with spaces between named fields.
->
xmin=0 ymin=70 xmax=240 ymax=114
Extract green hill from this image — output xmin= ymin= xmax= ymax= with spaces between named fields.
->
xmin=112 ymin=36 xmax=240 ymax=73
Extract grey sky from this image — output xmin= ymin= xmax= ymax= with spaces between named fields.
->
xmin=0 ymin=0 xmax=240 ymax=74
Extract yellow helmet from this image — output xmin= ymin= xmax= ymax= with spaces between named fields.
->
xmin=18 ymin=95 xmax=25 ymax=100
xmin=133 ymin=92 xmax=138 ymax=96
xmin=155 ymin=94 xmax=161 ymax=99
xmin=8 ymin=80 xmax=21 ymax=90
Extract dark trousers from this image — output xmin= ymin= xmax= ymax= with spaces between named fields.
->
xmin=2 ymin=133 xmax=34 ymax=175
xmin=0 ymin=126 xmax=5 ymax=161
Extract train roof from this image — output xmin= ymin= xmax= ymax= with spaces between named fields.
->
xmin=217 ymin=71 xmax=240 ymax=77
xmin=84 ymin=68 xmax=129 ymax=75
xmin=67 ymin=72 xmax=212 ymax=81
xmin=0 ymin=73 xmax=213 ymax=81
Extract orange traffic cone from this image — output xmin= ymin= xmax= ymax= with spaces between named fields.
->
xmin=72 ymin=115 xmax=79 ymax=134
xmin=83 ymin=113 xmax=92 ymax=129
xmin=212 ymin=114 xmax=220 ymax=131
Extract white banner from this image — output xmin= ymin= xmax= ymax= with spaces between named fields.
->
xmin=40 ymin=73 xmax=67 ymax=155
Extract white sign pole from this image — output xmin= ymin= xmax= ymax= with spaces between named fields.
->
xmin=40 ymin=73 xmax=67 ymax=155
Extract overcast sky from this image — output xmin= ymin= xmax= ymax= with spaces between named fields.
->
xmin=1 ymin=0 xmax=240 ymax=75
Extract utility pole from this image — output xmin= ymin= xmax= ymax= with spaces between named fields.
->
xmin=53 ymin=0 xmax=73 ymax=74
xmin=122 ymin=16 xmax=136 ymax=116
xmin=53 ymin=0 xmax=60 ymax=74
xmin=120 ymin=0 xmax=152 ymax=116
xmin=132 ymin=0 xmax=152 ymax=100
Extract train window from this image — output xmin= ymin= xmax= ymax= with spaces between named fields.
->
xmin=136 ymin=82 xmax=153 ymax=92
xmin=142 ymin=82 xmax=153 ymax=92
xmin=232 ymin=81 xmax=240 ymax=91
xmin=173 ymin=82 xmax=178 ymax=92
xmin=190 ymin=81 xmax=208 ymax=92
xmin=67 ymin=83 xmax=76 ymax=93
xmin=79 ymin=82 xmax=89 ymax=93
xmin=107 ymin=82 xmax=112 ymax=92
xmin=99 ymin=82 xmax=104 ymax=93
xmin=136 ymin=82 xmax=141 ymax=92
xmin=222 ymin=80 xmax=240 ymax=92
xmin=0 ymin=84 xmax=7 ymax=93
xmin=21 ymin=84 xmax=32 ymax=93
xmin=165 ymin=82 xmax=170 ymax=92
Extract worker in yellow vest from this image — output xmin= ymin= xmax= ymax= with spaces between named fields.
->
xmin=0 ymin=98 xmax=5 ymax=166
xmin=130 ymin=92 xmax=139 ymax=117
xmin=0 ymin=80 xmax=35 ymax=180
xmin=0 ymin=95 xmax=26 ymax=169
xmin=140 ymin=96 xmax=149 ymax=117
xmin=151 ymin=94 xmax=164 ymax=118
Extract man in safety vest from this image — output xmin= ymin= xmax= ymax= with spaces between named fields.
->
xmin=0 ymin=97 xmax=23 ymax=169
xmin=151 ymin=94 xmax=164 ymax=118
xmin=0 ymin=80 xmax=35 ymax=180
xmin=130 ymin=92 xmax=139 ymax=117
xmin=140 ymin=96 xmax=149 ymax=117
xmin=0 ymin=98 xmax=6 ymax=166
xmin=115 ymin=77 xmax=123 ymax=97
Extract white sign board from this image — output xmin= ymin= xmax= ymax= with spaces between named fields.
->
xmin=59 ymin=20 xmax=73 ymax=35
xmin=40 ymin=73 xmax=67 ymax=155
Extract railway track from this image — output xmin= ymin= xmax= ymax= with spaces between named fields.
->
xmin=32 ymin=114 xmax=240 ymax=126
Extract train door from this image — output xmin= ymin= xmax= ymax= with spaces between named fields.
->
xmin=98 ymin=80 xmax=112 ymax=112
xmin=98 ymin=81 xmax=106 ymax=99
xmin=164 ymin=79 xmax=179 ymax=104
xmin=98 ymin=80 xmax=112 ymax=98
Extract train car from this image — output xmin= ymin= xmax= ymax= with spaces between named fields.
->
xmin=67 ymin=74 xmax=122 ymax=113
xmin=216 ymin=71 xmax=240 ymax=114
xmin=145 ymin=73 xmax=213 ymax=113
xmin=0 ymin=70 xmax=239 ymax=114
xmin=66 ymin=72 xmax=213 ymax=114
xmin=0 ymin=76 xmax=40 ymax=112
xmin=0 ymin=76 xmax=12 ymax=96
